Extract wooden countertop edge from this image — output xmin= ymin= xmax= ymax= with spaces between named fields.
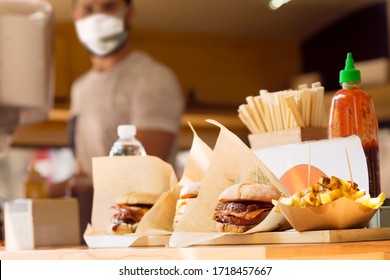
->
xmin=47 ymin=109 xmax=244 ymax=128
xmin=1 ymin=240 xmax=389 ymax=260
xmin=11 ymin=109 xmax=248 ymax=148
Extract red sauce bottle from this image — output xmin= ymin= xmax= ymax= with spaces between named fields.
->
xmin=328 ymin=53 xmax=381 ymax=197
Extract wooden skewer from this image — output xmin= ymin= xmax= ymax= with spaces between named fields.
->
xmin=313 ymin=83 xmax=327 ymax=128
xmin=243 ymin=103 xmax=258 ymax=132
xmin=298 ymin=84 xmax=308 ymax=90
xmin=246 ymin=96 xmax=266 ymax=132
xmin=284 ymin=95 xmax=305 ymax=127
xmin=238 ymin=105 xmax=260 ymax=133
xmin=294 ymin=90 xmax=302 ymax=117
xmin=345 ymin=148 xmax=354 ymax=183
xmin=265 ymin=91 xmax=284 ymax=131
xmin=312 ymin=82 xmax=325 ymax=128
xmin=308 ymin=144 xmax=311 ymax=187
xmin=292 ymin=115 xmax=298 ymax=128
xmin=287 ymin=110 xmax=295 ymax=129
xmin=278 ymin=93 xmax=289 ymax=129
xmin=310 ymin=88 xmax=318 ymax=127
xmin=244 ymin=104 xmax=263 ymax=133
xmin=272 ymin=93 xmax=284 ymax=130
xmin=238 ymin=111 xmax=256 ymax=134
xmin=260 ymin=90 xmax=276 ymax=131
xmin=255 ymin=96 xmax=272 ymax=132
xmin=301 ymin=89 xmax=312 ymax=127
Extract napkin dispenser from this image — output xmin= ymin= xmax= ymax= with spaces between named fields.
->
xmin=4 ymin=198 xmax=81 ymax=250
xmin=0 ymin=0 xmax=54 ymax=153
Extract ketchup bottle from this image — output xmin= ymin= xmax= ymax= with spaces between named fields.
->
xmin=328 ymin=53 xmax=381 ymax=197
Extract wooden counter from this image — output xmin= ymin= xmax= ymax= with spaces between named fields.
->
xmin=1 ymin=240 xmax=390 ymax=260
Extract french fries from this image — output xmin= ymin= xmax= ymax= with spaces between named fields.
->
xmin=278 ymin=176 xmax=386 ymax=209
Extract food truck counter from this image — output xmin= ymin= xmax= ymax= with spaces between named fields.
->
xmin=1 ymin=240 xmax=390 ymax=260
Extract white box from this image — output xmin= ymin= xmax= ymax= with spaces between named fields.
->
xmin=4 ymin=198 xmax=80 ymax=250
xmin=248 ymin=127 xmax=328 ymax=150
xmin=253 ymin=135 xmax=369 ymax=195
xmin=369 ymin=205 xmax=390 ymax=228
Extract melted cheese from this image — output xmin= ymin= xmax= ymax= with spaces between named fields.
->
xmin=214 ymin=209 xmax=266 ymax=220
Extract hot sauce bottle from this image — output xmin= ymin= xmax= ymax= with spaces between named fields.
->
xmin=328 ymin=53 xmax=381 ymax=197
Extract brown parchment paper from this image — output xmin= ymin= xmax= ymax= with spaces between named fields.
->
xmin=136 ymin=123 xmax=213 ymax=235
xmin=277 ymin=197 xmax=378 ymax=232
xmin=176 ymin=122 xmax=214 ymax=187
xmin=84 ymin=156 xmax=177 ymax=248
xmin=169 ymin=120 xmax=290 ymax=248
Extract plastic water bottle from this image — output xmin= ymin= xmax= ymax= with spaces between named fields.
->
xmin=109 ymin=125 xmax=146 ymax=156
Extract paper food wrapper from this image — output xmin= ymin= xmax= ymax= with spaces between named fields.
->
xmin=84 ymin=156 xmax=177 ymax=248
xmin=169 ymin=120 xmax=290 ymax=248
xmin=177 ymin=123 xmax=214 ymax=187
xmin=277 ymin=197 xmax=378 ymax=232
xmin=136 ymin=123 xmax=213 ymax=235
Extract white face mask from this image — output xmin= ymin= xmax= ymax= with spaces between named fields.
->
xmin=75 ymin=13 xmax=128 ymax=56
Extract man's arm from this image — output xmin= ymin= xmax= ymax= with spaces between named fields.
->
xmin=136 ymin=129 xmax=175 ymax=161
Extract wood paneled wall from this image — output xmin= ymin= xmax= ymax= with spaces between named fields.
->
xmin=54 ymin=22 xmax=301 ymax=107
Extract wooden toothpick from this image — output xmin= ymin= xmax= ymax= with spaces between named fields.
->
xmin=308 ymin=144 xmax=311 ymax=187
xmin=345 ymin=148 xmax=353 ymax=183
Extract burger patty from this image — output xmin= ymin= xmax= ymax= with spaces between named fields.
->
xmin=214 ymin=201 xmax=273 ymax=213
xmin=213 ymin=209 xmax=271 ymax=226
xmin=111 ymin=204 xmax=151 ymax=224
xmin=213 ymin=201 xmax=273 ymax=226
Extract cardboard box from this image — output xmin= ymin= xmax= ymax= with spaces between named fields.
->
xmin=248 ymin=127 xmax=328 ymax=149
xmin=4 ymin=198 xmax=80 ymax=250
xmin=277 ymin=197 xmax=378 ymax=231
xmin=355 ymin=57 xmax=389 ymax=86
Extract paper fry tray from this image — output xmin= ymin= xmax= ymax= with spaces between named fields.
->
xmin=85 ymin=227 xmax=390 ymax=248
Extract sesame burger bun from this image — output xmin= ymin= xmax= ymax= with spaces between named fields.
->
xmin=213 ymin=183 xmax=282 ymax=233
xmin=218 ymin=183 xmax=281 ymax=203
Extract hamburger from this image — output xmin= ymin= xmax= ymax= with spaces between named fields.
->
xmin=173 ymin=181 xmax=202 ymax=229
xmin=110 ymin=192 xmax=160 ymax=234
xmin=213 ymin=183 xmax=282 ymax=233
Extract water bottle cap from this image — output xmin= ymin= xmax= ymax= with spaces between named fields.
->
xmin=117 ymin=125 xmax=136 ymax=138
